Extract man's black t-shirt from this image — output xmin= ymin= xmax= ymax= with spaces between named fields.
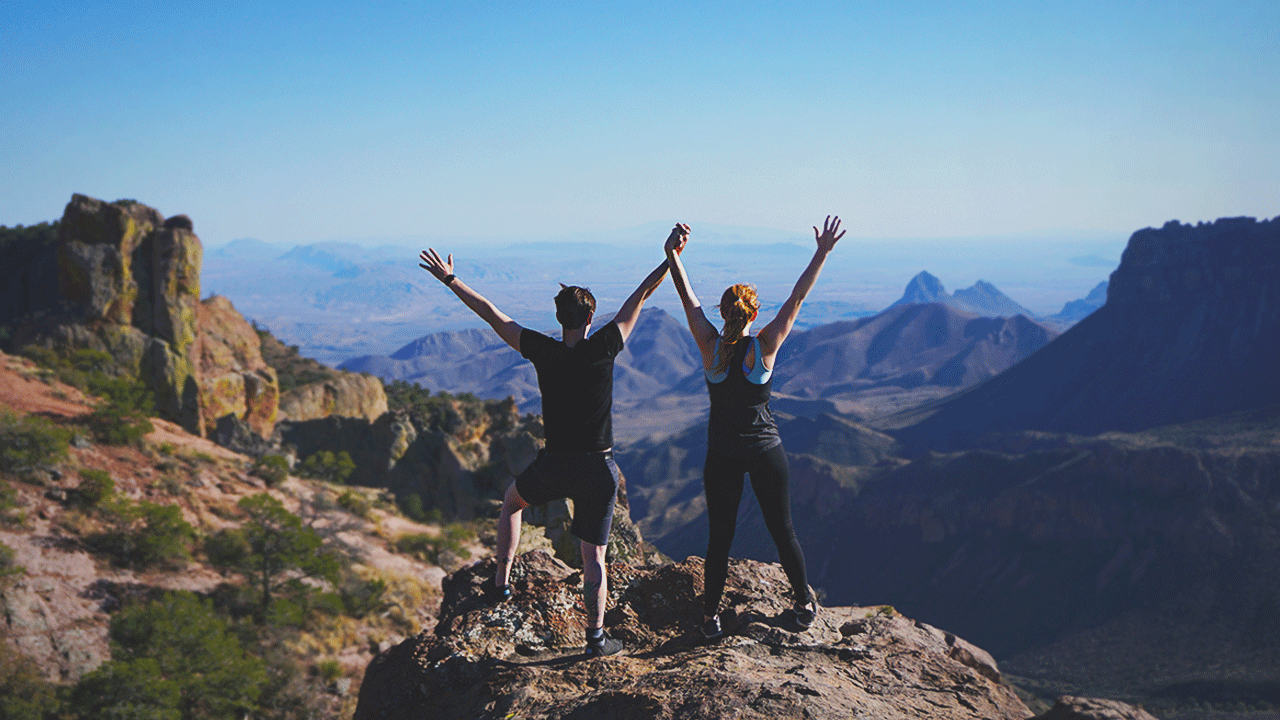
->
xmin=519 ymin=321 xmax=624 ymax=452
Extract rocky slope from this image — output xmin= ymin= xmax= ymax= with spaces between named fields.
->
xmin=0 ymin=350 xmax=462 ymax=717
xmin=889 ymin=217 xmax=1280 ymax=444
xmin=353 ymin=554 xmax=1033 ymax=720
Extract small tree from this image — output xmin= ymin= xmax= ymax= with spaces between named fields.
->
xmin=0 ymin=409 xmax=70 ymax=477
xmin=211 ymin=493 xmax=340 ymax=619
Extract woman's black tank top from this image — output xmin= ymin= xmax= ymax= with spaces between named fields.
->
xmin=706 ymin=336 xmax=782 ymax=458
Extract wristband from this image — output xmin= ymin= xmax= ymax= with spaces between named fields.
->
xmin=442 ymin=274 xmax=456 ymax=286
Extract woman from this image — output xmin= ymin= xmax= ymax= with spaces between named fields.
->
xmin=664 ymin=216 xmax=845 ymax=639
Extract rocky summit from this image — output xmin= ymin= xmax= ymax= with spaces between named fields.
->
xmin=354 ymin=552 xmax=1032 ymax=720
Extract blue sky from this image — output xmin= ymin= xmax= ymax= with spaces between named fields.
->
xmin=3 ymin=1 xmax=1277 ymax=246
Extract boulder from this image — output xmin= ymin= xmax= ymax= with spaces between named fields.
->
xmin=353 ymin=555 xmax=1031 ymax=720
xmin=1030 ymin=696 xmax=1159 ymax=720
xmin=198 ymin=295 xmax=279 ymax=437
xmin=278 ymin=373 xmax=388 ymax=423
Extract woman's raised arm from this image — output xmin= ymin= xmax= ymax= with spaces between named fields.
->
xmin=664 ymin=225 xmax=719 ymax=363
xmin=758 ymin=216 xmax=845 ymax=362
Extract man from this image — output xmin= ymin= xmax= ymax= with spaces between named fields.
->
xmin=418 ymin=223 xmax=689 ymax=657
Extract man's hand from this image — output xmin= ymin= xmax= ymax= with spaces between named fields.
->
xmin=419 ymin=248 xmax=454 ymax=283
xmin=813 ymin=216 xmax=845 ymax=254
xmin=664 ymin=223 xmax=691 ymax=255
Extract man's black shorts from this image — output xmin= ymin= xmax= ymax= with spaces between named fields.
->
xmin=514 ymin=449 xmax=620 ymax=546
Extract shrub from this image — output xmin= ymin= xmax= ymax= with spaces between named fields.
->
xmin=94 ymin=499 xmax=195 ymax=570
xmin=315 ymin=659 xmax=343 ymax=682
xmin=339 ymin=576 xmax=388 ymax=619
xmin=70 ymin=591 xmax=266 ymax=720
xmin=0 ymin=632 xmax=61 ymax=720
xmin=297 ymin=450 xmax=355 ymax=484
xmin=71 ymin=468 xmax=115 ymax=508
xmin=0 ymin=408 xmax=70 ymax=476
xmin=83 ymin=397 xmax=154 ymax=445
xmin=0 ymin=540 xmax=23 ymax=580
xmin=250 ymin=454 xmax=289 ymax=487
xmin=400 ymin=492 xmax=426 ymax=521
xmin=392 ymin=529 xmax=472 ymax=565
xmin=0 ymin=481 xmax=24 ymax=528
xmin=336 ymin=490 xmax=370 ymax=518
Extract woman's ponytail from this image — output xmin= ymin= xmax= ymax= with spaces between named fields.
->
xmin=715 ymin=284 xmax=760 ymax=375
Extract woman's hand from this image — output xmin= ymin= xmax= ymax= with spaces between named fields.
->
xmin=419 ymin=248 xmax=454 ymax=283
xmin=813 ymin=216 xmax=845 ymax=254
xmin=665 ymin=223 xmax=691 ymax=255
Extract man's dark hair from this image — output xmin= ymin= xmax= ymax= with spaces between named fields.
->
xmin=555 ymin=285 xmax=596 ymax=330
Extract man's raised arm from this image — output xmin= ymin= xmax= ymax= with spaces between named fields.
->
xmin=612 ymin=224 xmax=689 ymax=341
xmin=419 ymin=248 xmax=523 ymax=352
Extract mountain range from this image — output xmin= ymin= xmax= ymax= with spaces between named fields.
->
xmin=198 ymin=232 xmax=1117 ymax=365
xmin=887 ymin=216 xmax=1280 ymax=445
xmin=342 ymin=302 xmax=1059 ymax=439
xmin=889 ymin=271 xmax=1036 ymax=318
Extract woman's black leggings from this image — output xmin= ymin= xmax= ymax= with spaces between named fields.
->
xmin=703 ymin=443 xmax=809 ymax=617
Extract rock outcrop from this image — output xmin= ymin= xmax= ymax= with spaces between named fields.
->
xmin=1030 ymin=696 xmax=1159 ymax=720
xmin=353 ymin=554 xmax=1032 ymax=720
xmin=890 ymin=216 xmax=1280 ymax=444
xmin=278 ymin=373 xmax=388 ymax=423
xmin=197 ymin=295 xmax=279 ymax=437
xmin=6 ymin=195 xmax=207 ymax=433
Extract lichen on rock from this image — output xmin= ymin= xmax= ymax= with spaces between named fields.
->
xmin=354 ymin=555 xmax=1033 ymax=720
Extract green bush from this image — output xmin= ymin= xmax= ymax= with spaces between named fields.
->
xmin=400 ymin=492 xmax=426 ymax=521
xmin=315 ymin=659 xmax=343 ymax=682
xmin=297 ymin=450 xmax=355 ymax=484
xmin=336 ymin=489 xmax=371 ymax=518
xmin=94 ymin=499 xmax=195 ymax=570
xmin=83 ymin=397 xmax=154 ymax=445
xmin=0 ymin=632 xmax=61 ymax=720
xmin=72 ymin=468 xmax=115 ymax=507
xmin=70 ymin=591 xmax=266 ymax=720
xmin=392 ymin=528 xmax=472 ymax=565
xmin=0 ymin=408 xmax=70 ymax=476
xmin=250 ymin=454 xmax=289 ymax=487
xmin=339 ymin=576 xmax=388 ymax=619
xmin=0 ymin=540 xmax=23 ymax=580
xmin=0 ymin=481 xmax=24 ymax=528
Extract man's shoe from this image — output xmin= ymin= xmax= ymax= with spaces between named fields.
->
xmin=585 ymin=633 xmax=624 ymax=658
xmin=700 ymin=615 xmax=724 ymax=640
xmin=488 ymin=581 xmax=511 ymax=603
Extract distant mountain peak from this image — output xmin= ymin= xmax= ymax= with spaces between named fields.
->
xmin=890 ymin=271 xmax=950 ymax=308
xmin=951 ymin=280 xmax=1033 ymax=318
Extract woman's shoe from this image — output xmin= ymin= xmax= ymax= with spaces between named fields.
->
xmin=783 ymin=600 xmax=817 ymax=631
xmin=700 ymin=615 xmax=724 ymax=640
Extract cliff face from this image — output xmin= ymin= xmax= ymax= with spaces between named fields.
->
xmin=354 ymin=554 xmax=1031 ymax=720
xmin=891 ymin=216 xmax=1280 ymax=444
xmin=197 ymin=295 xmax=279 ymax=437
